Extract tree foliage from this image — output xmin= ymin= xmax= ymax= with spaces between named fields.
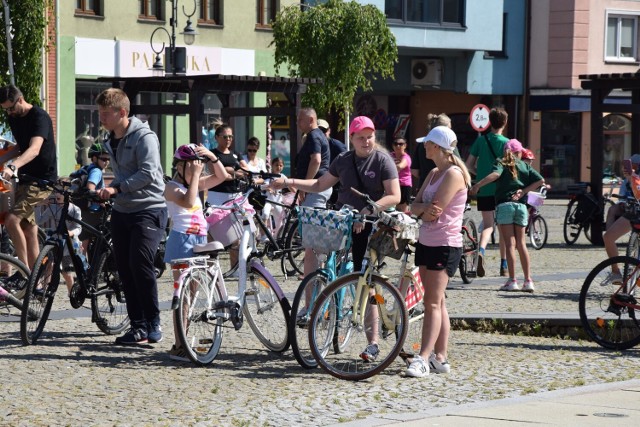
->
xmin=271 ymin=0 xmax=397 ymax=125
xmin=0 ymin=0 xmax=51 ymax=107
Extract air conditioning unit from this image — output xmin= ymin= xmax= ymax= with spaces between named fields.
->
xmin=411 ymin=59 xmax=443 ymax=86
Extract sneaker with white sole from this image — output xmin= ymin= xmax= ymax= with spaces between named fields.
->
xmin=522 ymin=279 xmax=535 ymax=293
xmin=499 ymin=278 xmax=520 ymax=291
xmin=601 ymin=271 xmax=623 ymax=286
xmin=406 ymin=355 xmax=429 ymax=378
xmin=428 ymin=353 xmax=451 ymax=374
xmin=359 ymin=343 xmax=379 ymax=362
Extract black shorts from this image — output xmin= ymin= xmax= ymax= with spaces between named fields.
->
xmin=414 ymin=243 xmax=462 ymax=277
xmin=476 ymin=196 xmax=496 ymax=212
xmin=399 ymin=185 xmax=412 ymax=205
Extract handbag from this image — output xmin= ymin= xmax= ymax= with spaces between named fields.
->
xmin=298 ymin=206 xmax=354 ymax=254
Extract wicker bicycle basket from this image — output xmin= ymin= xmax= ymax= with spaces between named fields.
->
xmin=368 ymin=211 xmax=418 ymax=260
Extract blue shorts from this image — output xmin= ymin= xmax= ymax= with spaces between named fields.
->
xmin=496 ymin=202 xmax=528 ymax=227
xmin=302 ymin=188 xmax=332 ymax=208
xmin=164 ymin=230 xmax=207 ymax=263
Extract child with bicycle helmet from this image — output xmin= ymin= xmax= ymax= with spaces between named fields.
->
xmin=470 ymin=139 xmax=544 ymax=293
xmin=164 ymin=143 xmax=227 ymax=361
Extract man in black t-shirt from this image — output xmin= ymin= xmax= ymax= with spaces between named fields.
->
xmin=0 ymin=85 xmax=57 ymax=280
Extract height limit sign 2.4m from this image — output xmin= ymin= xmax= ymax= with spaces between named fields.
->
xmin=470 ymin=104 xmax=490 ymax=132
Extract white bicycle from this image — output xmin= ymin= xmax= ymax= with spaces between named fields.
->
xmin=170 ymin=177 xmax=291 ymax=365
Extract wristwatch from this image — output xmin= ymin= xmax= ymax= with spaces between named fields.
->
xmin=7 ymin=164 xmax=16 ymax=174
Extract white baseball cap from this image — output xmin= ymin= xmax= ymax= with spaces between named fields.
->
xmin=416 ymin=126 xmax=457 ymax=152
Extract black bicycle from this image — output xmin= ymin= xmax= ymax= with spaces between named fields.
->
xmin=563 ymin=180 xmax=618 ymax=245
xmin=20 ymin=178 xmax=128 ymax=345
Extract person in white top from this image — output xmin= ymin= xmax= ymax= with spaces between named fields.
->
xmin=243 ymin=137 xmax=267 ymax=173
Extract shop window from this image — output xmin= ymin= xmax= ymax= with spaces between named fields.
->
xmin=605 ymin=13 xmax=637 ymax=62
xmin=540 ymin=112 xmax=581 ymax=193
xmin=386 ymin=0 xmax=464 ymax=26
xmin=603 ymin=113 xmax=631 ymax=178
xmin=76 ymin=0 xmax=102 ymax=16
xmin=200 ymin=0 xmax=222 ymax=25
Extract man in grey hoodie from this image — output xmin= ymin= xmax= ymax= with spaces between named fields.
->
xmin=96 ymin=88 xmax=168 ymax=345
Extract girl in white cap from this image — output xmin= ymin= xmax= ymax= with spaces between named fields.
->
xmin=470 ymin=139 xmax=545 ymax=293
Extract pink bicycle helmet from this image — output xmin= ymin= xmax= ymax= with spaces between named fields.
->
xmin=174 ymin=144 xmax=201 ymax=161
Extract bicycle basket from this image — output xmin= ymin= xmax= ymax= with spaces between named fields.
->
xmin=298 ymin=206 xmax=353 ymax=254
xmin=368 ymin=211 xmax=418 ymax=260
xmin=206 ymin=195 xmax=256 ymax=247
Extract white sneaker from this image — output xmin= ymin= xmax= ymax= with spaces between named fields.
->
xmin=522 ymin=280 xmax=535 ymax=293
xmin=499 ymin=278 xmax=520 ymax=291
xmin=601 ymin=271 xmax=622 ymax=286
xmin=428 ymin=353 xmax=451 ymax=374
xmin=406 ymin=355 xmax=429 ymax=378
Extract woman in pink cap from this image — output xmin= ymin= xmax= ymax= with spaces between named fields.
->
xmin=470 ymin=139 xmax=545 ymax=293
xmin=269 ymin=115 xmax=400 ymax=362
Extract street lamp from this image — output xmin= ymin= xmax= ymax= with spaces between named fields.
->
xmin=149 ymin=0 xmax=198 ymax=76
xmin=148 ymin=0 xmax=198 ymax=173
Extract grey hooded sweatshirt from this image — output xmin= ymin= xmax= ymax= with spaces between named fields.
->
xmin=105 ymin=116 xmax=166 ymax=213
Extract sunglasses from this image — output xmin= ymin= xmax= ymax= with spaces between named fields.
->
xmin=219 ymin=135 xmax=234 ymax=140
xmin=247 ymin=149 xmax=257 ymax=153
xmin=2 ymin=97 xmax=20 ymax=113
xmin=393 ymin=142 xmax=406 ymax=146
xmin=99 ymin=157 xmax=110 ymax=162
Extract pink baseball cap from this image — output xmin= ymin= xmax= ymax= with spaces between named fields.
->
xmin=349 ymin=116 xmax=375 ymax=135
xmin=505 ymin=139 xmax=523 ymax=154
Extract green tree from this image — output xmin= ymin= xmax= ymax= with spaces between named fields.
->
xmin=0 ymin=0 xmax=51 ymax=108
xmin=271 ymin=0 xmax=397 ymax=126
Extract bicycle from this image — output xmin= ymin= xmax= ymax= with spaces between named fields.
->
xmin=307 ymin=188 xmax=423 ymax=381
xmin=289 ymin=206 xmax=355 ymax=369
xmin=564 ymin=178 xmax=619 ymax=245
xmin=525 ymin=187 xmax=549 ymax=250
xmin=171 ymin=174 xmax=291 ymax=365
xmin=0 ymin=253 xmax=31 ymax=315
xmin=20 ymin=178 xmax=128 ymax=345
xmin=457 ymin=202 xmax=479 ymax=284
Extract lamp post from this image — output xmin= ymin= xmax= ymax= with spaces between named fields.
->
xmin=149 ymin=0 xmax=197 ymax=172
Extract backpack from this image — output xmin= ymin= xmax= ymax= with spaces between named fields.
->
xmin=70 ymin=163 xmax=100 ymax=209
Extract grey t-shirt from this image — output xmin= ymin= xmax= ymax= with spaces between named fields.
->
xmin=329 ymin=149 xmax=399 ymax=210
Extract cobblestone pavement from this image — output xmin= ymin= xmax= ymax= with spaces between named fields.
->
xmin=1 ymin=201 xmax=639 ymax=426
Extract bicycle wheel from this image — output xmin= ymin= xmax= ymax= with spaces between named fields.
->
xmin=91 ymin=248 xmax=130 ymax=335
xmin=309 ymin=274 xmax=408 ymax=381
xmin=20 ymin=244 xmax=60 ymax=345
xmin=626 ymin=232 xmax=640 ymax=259
xmin=175 ymin=268 xmax=224 ymax=366
xmin=285 ymin=219 xmax=304 ymax=276
xmin=244 ymin=265 xmax=291 ymax=352
xmin=579 ymin=256 xmax=640 ymax=350
xmin=219 ymin=245 xmax=239 ymax=279
xmin=459 ymin=218 xmax=478 ymax=284
xmin=0 ymin=253 xmax=30 ymax=302
xmin=563 ymin=198 xmax=582 ymax=245
xmin=529 ymin=214 xmax=548 ymax=250
xmin=289 ymin=271 xmax=331 ymax=369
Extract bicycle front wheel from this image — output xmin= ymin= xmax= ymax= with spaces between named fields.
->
xmin=579 ymin=256 xmax=640 ymax=350
xmin=529 ymin=214 xmax=548 ymax=250
xmin=626 ymin=232 xmax=640 ymax=259
xmin=563 ymin=199 xmax=582 ymax=245
xmin=244 ymin=266 xmax=290 ymax=352
xmin=20 ymin=244 xmax=60 ymax=345
xmin=175 ymin=268 xmax=224 ymax=365
xmin=285 ymin=219 xmax=304 ymax=276
xmin=91 ymin=248 xmax=130 ymax=335
xmin=309 ymin=274 xmax=408 ymax=381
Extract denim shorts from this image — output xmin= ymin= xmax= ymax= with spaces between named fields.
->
xmin=302 ymin=188 xmax=332 ymax=208
xmin=164 ymin=230 xmax=207 ymax=263
xmin=496 ymin=202 xmax=528 ymax=227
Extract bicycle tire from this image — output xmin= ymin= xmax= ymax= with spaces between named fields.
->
xmin=285 ymin=219 xmax=304 ymax=276
xmin=627 ymin=232 xmax=640 ymax=259
xmin=289 ymin=272 xmax=331 ymax=369
xmin=459 ymin=217 xmax=478 ymax=284
xmin=91 ymin=248 xmax=130 ymax=335
xmin=0 ymin=253 xmax=30 ymax=302
xmin=20 ymin=244 xmax=60 ymax=345
xmin=563 ymin=198 xmax=582 ymax=245
xmin=175 ymin=268 xmax=224 ymax=366
xmin=308 ymin=274 xmax=408 ymax=381
xmin=243 ymin=265 xmax=291 ymax=352
xmin=219 ymin=247 xmax=239 ymax=279
xmin=579 ymin=255 xmax=640 ymax=350
xmin=529 ymin=214 xmax=548 ymax=250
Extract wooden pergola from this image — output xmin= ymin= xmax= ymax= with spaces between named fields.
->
xmin=87 ymin=74 xmax=321 ymax=165
xmin=580 ymin=71 xmax=640 ymax=245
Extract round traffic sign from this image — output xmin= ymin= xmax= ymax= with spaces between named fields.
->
xmin=469 ymin=104 xmax=490 ymax=132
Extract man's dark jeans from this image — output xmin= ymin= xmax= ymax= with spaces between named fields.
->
xmin=110 ymin=208 xmax=168 ymax=331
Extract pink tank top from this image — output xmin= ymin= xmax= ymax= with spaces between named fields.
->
xmin=419 ymin=166 xmax=466 ymax=247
